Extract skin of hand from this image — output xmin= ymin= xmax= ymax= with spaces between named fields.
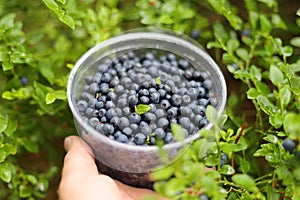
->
xmin=58 ymin=135 xmax=168 ymax=200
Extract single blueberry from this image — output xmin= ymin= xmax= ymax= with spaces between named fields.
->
xmin=129 ymin=112 xmax=141 ymax=124
xmin=160 ymin=99 xmax=171 ymax=110
xmin=171 ymin=94 xmax=182 ymax=107
xmin=282 ymin=139 xmax=296 ymax=153
xmin=134 ymin=133 xmax=146 ymax=145
xmin=139 ymin=96 xmax=150 ymax=104
xmin=119 ymin=117 xmax=130 ymax=130
xmin=116 ymin=133 xmax=129 ymax=143
xmin=155 ymin=128 xmax=166 ymax=139
xmin=155 ymin=109 xmax=166 ymax=118
xmin=157 ymin=118 xmax=169 ymax=129
xmin=179 ymin=117 xmax=191 ymax=129
xmin=190 ymin=29 xmax=200 ymax=39
xmin=164 ymin=132 xmax=174 ymax=143
xmin=123 ymin=127 xmax=133 ymax=136
xmin=19 ymin=77 xmax=29 ymax=86
xmin=88 ymin=117 xmax=100 ymax=127
xmin=102 ymin=124 xmax=115 ymax=135
xmin=144 ymin=112 xmax=157 ymax=123
xmin=77 ymin=100 xmax=88 ymax=112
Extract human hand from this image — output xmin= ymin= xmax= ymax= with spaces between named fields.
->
xmin=58 ymin=135 xmax=167 ymax=200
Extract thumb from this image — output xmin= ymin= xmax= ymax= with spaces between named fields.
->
xmin=61 ymin=136 xmax=98 ymax=179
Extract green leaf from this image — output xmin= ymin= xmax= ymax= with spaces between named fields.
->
xmin=151 ymin=165 xmax=175 ymax=181
xmin=155 ymin=77 xmax=161 ymax=85
xmin=135 ymin=104 xmax=150 ymax=114
xmin=297 ymin=9 xmax=300 ymax=16
xmin=164 ymin=178 xmax=185 ymax=197
xmin=206 ymin=105 xmax=218 ymax=124
xmin=170 ymin=123 xmax=187 ymax=142
xmin=219 ymin=164 xmax=235 ymax=175
xmin=271 ymin=14 xmax=286 ymax=29
xmin=0 ymin=148 xmax=6 ymax=163
xmin=0 ymin=113 xmax=8 ymax=133
xmin=266 ymin=184 xmax=280 ymax=200
xmin=27 ymin=174 xmax=38 ymax=185
xmin=227 ymin=39 xmax=240 ymax=51
xmin=19 ymin=138 xmax=39 ymax=153
xmin=250 ymin=65 xmax=262 ymax=81
xmin=198 ymin=139 xmax=216 ymax=159
xmin=253 ymin=148 xmax=268 ymax=157
xmin=263 ymin=134 xmax=278 ymax=144
xmin=260 ymin=14 xmax=271 ymax=34
xmin=158 ymin=15 xmax=173 ymax=24
xmin=247 ymin=88 xmax=259 ymax=99
xmin=257 ymin=95 xmax=276 ymax=115
xmin=232 ymin=174 xmax=258 ymax=192
xmin=249 ymin=11 xmax=259 ymax=29
xmin=279 ymin=86 xmax=291 ymax=106
xmin=290 ymin=37 xmax=300 ymax=48
xmin=4 ymin=118 xmax=17 ymax=136
xmin=42 ymin=0 xmax=59 ymax=11
xmin=283 ymin=113 xmax=300 ymax=138
xmin=269 ymin=113 xmax=283 ymax=128
xmin=59 ymin=14 xmax=75 ymax=29
xmin=207 ymin=41 xmax=222 ymax=49
xmin=0 ymin=162 xmax=13 ymax=183
xmin=257 ymin=0 xmax=277 ymax=9
xmin=19 ymin=185 xmax=32 ymax=198
xmin=46 ymin=90 xmax=66 ymax=104
xmin=280 ymin=46 xmax=293 ymax=57
xmin=219 ymin=142 xmax=248 ymax=152
xmin=236 ymin=48 xmax=248 ymax=61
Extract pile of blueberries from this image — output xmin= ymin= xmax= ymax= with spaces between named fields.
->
xmin=76 ymin=50 xmax=217 ymax=146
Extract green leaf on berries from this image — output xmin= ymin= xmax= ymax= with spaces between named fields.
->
xmin=135 ymin=104 xmax=151 ymax=114
xmin=155 ymin=77 xmax=161 ymax=85
xmin=283 ymin=113 xmax=300 ymax=138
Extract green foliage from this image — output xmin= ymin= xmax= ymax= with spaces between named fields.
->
xmin=0 ymin=0 xmax=299 ymax=199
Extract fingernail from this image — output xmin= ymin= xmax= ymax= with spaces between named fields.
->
xmin=64 ymin=136 xmax=73 ymax=152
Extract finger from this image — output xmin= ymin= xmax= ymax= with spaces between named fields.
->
xmin=61 ymin=136 xmax=98 ymax=179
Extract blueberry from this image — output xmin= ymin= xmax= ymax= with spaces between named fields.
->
xmin=84 ymin=75 xmax=93 ymax=84
xmin=19 ymin=77 xmax=29 ymax=86
xmin=199 ymin=194 xmax=209 ymax=200
xmin=115 ymin=133 xmax=128 ymax=143
xmin=110 ymin=116 xmax=120 ymax=126
xmin=123 ymin=127 xmax=133 ymax=136
xmin=139 ymin=88 xmax=150 ymax=96
xmin=106 ymin=91 xmax=117 ymax=101
xmin=106 ymin=108 xmax=118 ymax=121
xmin=139 ymin=96 xmax=150 ymax=104
xmin=128 ymin=95 xmax=138 ymax=108
xmin=179 ymin=117 xmax=191 ymax=129
xmin=85 ymin=108 xmax=96 ymax=118
xmin=101 ymin=73 xmax=112 ymax=83
xmin=150 ymin=92 xmax=160 ymax=103
xmin=282 ymin=139 xmax=296 ymax=153
xmin=178 ymin=59 xmax=189 ymax=69
xmin=164 ymin=132 xmax=174 ymax=143
xmin=171 ymin=94 xmax=182 ymax=107
xmin=198 ymin=98 xmax=209 ymax=107
xmin=77 ymin=100 xmax=88 ymax=112
xmin=179 ymin=106 xmax=192 ymax=117
xmin=182 ymin=95 xmax=191 ymax=105
xmin=117 ymin=98 xmax=127 ymax=108
xmin=99 ymin=83 xmax=110 ymax=94
xmin=190 ymin=29 xmax=200 ymax=39
xmin=80 ymin=92 xmax=93 ymax=101
xmin=95 ymin=123 xmax=104 ymax=132
xmin=105 ymin=101 xmax=115 ymax=110
xmin=134 ymin=133 xmax=146 ymax=145
xmin=155 ymin=109 xmax=166 ymax=118
xmin=203 ymin=79 xmax=213 ymax=90
xmin=114 ymin=85 xmax=125 ymax=95
xmin=88 ymin=117 xmax=100 ymax=127
xmin=196 ymin=87 xmax=206 ymax=98
xmin=149 ymin=136 xmax=156 ymax=145
xmin=140 ymin=121 xmax=152 ymax=135
xmin=157 ymin=118 xmax=169 ymax=129
xmin=167 ymin=107 xmax=178 ymax=118
xmin=98 ymin=108 xmax=106 ymax=118
xmin=128 ymin=112 xmax=141 ymax=124
xmin=155 ymin=128 xmax=166 ymax=139
xmin=158 ymin=89 xmax=167 ymax=98
xmin=119 ymin=117 xmax=130 ymax=130
xmin=95 ymin=101 xmax=105 ymax=110
xmin=160 ymin=99 xmax=171 ymax=110
xmin=199 ymin=118 xmax=208 ymax=128
xmin=102 ymin=124 xmax=115 ymax=135
xmin=89 ymin=82 xmax=99 ymax=94
xmin=167 ymin=53 xmax=176 ymax=61
xmin=241 ymin=29 xmax=251 ymax=38
xmin=144 ymin=112 xmax=157 ymax=123
xmin=130 ymin=124 xmax=139 ymax=132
